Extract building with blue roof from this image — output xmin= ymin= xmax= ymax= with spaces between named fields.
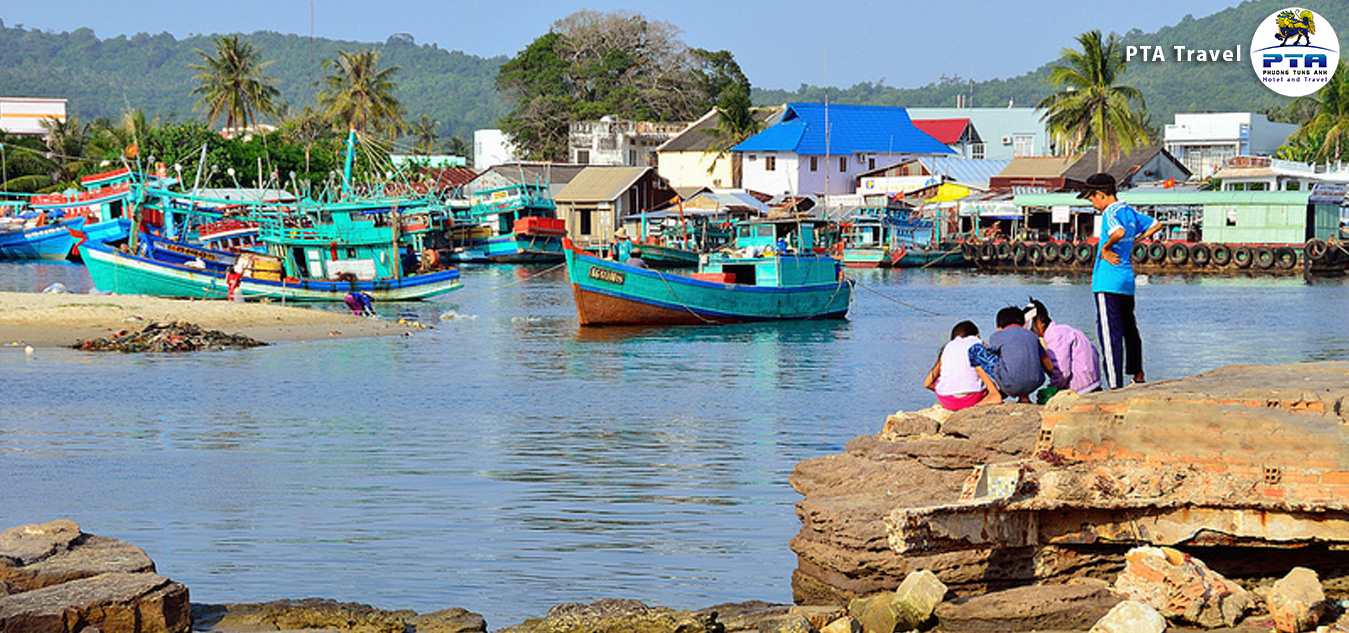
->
xmin=732 ymin=103 xmax=954 ymax=197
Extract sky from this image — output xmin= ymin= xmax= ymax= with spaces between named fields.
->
xmin=1 ymin=0 xmax=1249 ymax=90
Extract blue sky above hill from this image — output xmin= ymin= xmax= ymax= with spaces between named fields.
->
xmin=2 ymin=0 xmax=1246 ymax=90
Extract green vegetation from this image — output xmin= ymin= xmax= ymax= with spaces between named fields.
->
xmin=189 ymin=34 xmax=280 ymax=131
xmin=1039 ymin=30 xmax=1149 ymax=171
xmin=318 ymin=48 xmax=405 ymax=138
xmin=1279 ymin=61 xmax=1349 ymax=162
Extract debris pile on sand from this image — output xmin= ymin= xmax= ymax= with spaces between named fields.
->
xmin=74 ymin=320 xmax=268 ymax=353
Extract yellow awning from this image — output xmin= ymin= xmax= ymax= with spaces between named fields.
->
xmin=926 ymin=183 xmax=970 ymax=202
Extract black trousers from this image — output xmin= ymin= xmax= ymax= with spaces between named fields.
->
xmin=1094 ymin=292 xmax=1142 ymax=389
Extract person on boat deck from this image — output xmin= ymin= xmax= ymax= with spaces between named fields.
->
xmin=1080 ymin=172 xmax=1162 ymax=389
xmin=401 ymin=245 xmax=419 ymax=276
xmin=420 ymin=246 xmax=440 ymax=272
xmin=924 ymin=320 xmax=1001 ymax=411
xmin=625 ymin=248 xmax=650 ymax=269
xmin=968 ymin=306 xmax=1054 ymax=403
xmin=612 ymin=226 xmax=634 ymax=262
xmin=1024 ymin=298 xmax=1101 ymax=398
xmin=343 ymin=291 xmax=375 ymax=317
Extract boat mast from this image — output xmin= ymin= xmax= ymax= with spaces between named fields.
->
xmin=341 ymin=128 xmax=357 ymax=200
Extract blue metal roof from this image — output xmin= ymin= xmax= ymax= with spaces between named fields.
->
xmin=918 ymin=157 xmax=1012 ymax=188
xmin=733 ymin=103 xmax=954 ymax=156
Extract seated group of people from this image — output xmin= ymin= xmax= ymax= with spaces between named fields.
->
xmin=923 ymin=299 xmax=1101 ymax=411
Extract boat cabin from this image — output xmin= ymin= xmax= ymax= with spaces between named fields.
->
xmin=699 ymin=218 xmax=840 ymax=287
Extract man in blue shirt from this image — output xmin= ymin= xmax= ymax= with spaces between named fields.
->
xmin=1079 ymin=173 xmax=1162 ymax=389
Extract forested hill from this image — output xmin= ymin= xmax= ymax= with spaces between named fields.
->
xmin=751 ymin=0 xmax=1349 ymax=124
xmin=0 ymin=23 xmax=508 ymax=140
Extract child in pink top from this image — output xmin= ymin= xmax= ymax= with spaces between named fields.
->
xmin=923 ymin=320 xmax=1002 ymax=411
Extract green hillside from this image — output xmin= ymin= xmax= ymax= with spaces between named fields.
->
xmin=0 ymin=23 xmax=508 ymax=141
xmin=751 ymin=0 xmax=1349 ymax=124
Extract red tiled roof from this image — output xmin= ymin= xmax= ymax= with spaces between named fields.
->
xmin=428 ymin=167 xmax=478 ymax=189
xmin=912 ymin=118 xmax=971 ymax=144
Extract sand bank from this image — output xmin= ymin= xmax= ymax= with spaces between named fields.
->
xmin=0 ymin=292 xmax=418 ymax=347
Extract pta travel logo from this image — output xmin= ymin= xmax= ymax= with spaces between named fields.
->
xmin=1250 ymin=8 xmax=1339 ymax=97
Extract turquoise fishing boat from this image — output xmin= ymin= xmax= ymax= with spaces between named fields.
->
xmin=564 ymin=218 xmax=852 ymax=325
xmin=447 ymin=183 xmax=565 ymax=263
xmin=0 ymin=167 xmax=135 ymax=260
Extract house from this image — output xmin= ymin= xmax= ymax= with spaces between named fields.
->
xmin=463 ymin=162 xmax=588 ymax=200
xmin=655 ymin=107 xmax=784 ymax=189
xmin=1163 ymin=113 xmax=1298 ymax=179
xmin=473 ymin=129 xmax=518 ymax=170
xmin=554 ymin=166 xmax=675 ymax=246
xmin=912 ymin=119 xmax=982 ymax=159
xmin=904 ymin=107 xmax=1048 ymax=160
xmin=987 ymin=156 xmax=1080 ymax=191
xmin=0 ymin=97 xmax=66 ymax=136
xmin=1211 ymin=156 xmax=1349 ymax=191
xmin=1060 ymin=146 xmax=1191 ymax=191
xmin=569 ymin=117 xmax=689 ymax=167
xmin=731 ymin=103 xmax=955 ymax=197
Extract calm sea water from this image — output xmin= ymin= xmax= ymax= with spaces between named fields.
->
xmin=3 ymin=261 xmax=1348 ymax=628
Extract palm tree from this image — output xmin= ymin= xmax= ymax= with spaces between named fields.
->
xmin=1286 ymin=60 xmax=1349 ymax=162
xmin=703 ymin=84 xmax=764 ymax=187
xmin=190 ymin=34 xmax=281 ymax=133
xmin=408 ymin=115 xmax=442 ymax=155
xmin=40 ymin=115 xmax=90 ymax=187
xmin=446 ymin=136 xmax=471 ymax=163
xmin=318 ymin=49 xmax=406 ymax=138
xmin=1037 ymin=30 xmax=1149 ymax=172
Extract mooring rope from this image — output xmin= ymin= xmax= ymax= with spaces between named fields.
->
xmin=853 ymin=281 xmax=943 ymax=316
xmin=447 ymin=262 xmax=566 ymax=301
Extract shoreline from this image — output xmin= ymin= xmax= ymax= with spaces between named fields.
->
xmin=0 ymin=291 xmax=419 ymax=347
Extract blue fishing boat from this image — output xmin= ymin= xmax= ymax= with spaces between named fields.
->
xmin=447 ymin=183 xmax=565 ymax=263
xmin=0 ymin=168 xmax=136 ymax=260
xmin=564 ymin=218 xmax=852 ymax=325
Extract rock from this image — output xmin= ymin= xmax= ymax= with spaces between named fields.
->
xmin=0 ymin=571 xmax=190 ymax=633
xmin=1114 ymin=546 xmax=1251 ymax=628
xmin=0 ymin=520 xmax=83 ymax=569
xmin=877 ymin=407 xmax=945 ymax=441
xmin=697 ymin=601 xmax=790 ymax=632
xmin=1088 ymin=601 xmax=1166 ymax=633
xmin=847 ymin=593 xmax=898 ymax=633
xmin=932 ymin=581 xmax=1124 ymax=633
xmin=191 ymin=599 xmax=412 ymax=633
xmin=408 ymin=607 xmax=488 ymax=633
xmin=787 ymin=606 xmax=845 ymax=631
xmin=1268 ymin=567 xmax=1326 ymax=633
xmin=496 ymin=598 xmax=722 ymax=633
xmin=891 ymin=569 xmax=946 ymax=628
xmin=755 ymin=613 xmax=814 ymax=633
xmin=819 ymin=617 xmax=860 ymax=633
xmin=75 ymin=321 xmax=266 ymax=353
xmin=2 ymin=535 xmax=155 ymax=592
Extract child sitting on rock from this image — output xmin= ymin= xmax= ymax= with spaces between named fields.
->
xmin=924 ymin=320 xmax=1001 ymax=411
xmin=968 ymin=306 xmax=1055 ymax=403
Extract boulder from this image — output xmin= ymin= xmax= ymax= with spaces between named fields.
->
xmin=191 ymin=599 xmax=413 ymax=633
xmin=787 ymin=605 xmax=845 ymax=631
xmin=819 ymin=617 xmax=860 ymax=633
xmin=932 ymin=580 xmax=1124 ymax=633
xmin=0 ymin=521 xmax=189 ymax=633
xmin=495 ymin=598 xmax=721 ymax=633
xmin=1114 ymin=547 xmax=1251 ymax=628
xmin=699 ymin=601 xmax=791 ymax=632
xmin=754 ymin=613 xmax=814 ymax=633
xmin=1267 ymin=567 xmax=1326 ymax=633
xmin=1088 ymin=601 xmax=1166 ymax=633
xmin=407 ymin=607 xmax=488 ymax=633
xmin=891 ymin=569 xmax=946 ymax=628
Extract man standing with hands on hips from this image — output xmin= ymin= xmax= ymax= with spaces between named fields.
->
xmin=1079 ymin=173 xmax=1162 ymax=389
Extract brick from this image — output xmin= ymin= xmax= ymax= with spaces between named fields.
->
xmin=1320 ymin=472 xmax=1349 ymax=485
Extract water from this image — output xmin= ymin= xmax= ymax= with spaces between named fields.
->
xmin=3 ymin=262 xmax=1348 ymax=629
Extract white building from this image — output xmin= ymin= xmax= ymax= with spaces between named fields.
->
xmin=569 ymin=117 xmax=687 ymax=166
xmin=0 ymin=97 xmax=67 ymax=136
xmin=1163 ymin=113 xmax=1298 ymax=179
xmin=474 ymin=129 xmax=518 ymax=170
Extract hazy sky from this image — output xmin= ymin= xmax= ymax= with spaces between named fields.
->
xmin=2 ymin=0 xmax=1247 ymax=90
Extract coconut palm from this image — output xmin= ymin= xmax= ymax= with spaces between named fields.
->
xmin=318 ymin=49 xmax=406 ymax=138
xmin=40 ymin=114 xmax=91 ymax=187
xmin=1037 ymin=30 xmax=1149 ymax=171
xmin=408 ymin=115 xmax=442 ymax=155
xmin=189 ymin=34 xmax=281 ymax=133
xmin=1286 ymin=60 xmax=1349 ymax=162
xmin=703 ymin=84 xmax=764 ymax=186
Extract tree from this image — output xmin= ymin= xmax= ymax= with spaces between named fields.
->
xmin=189 ymin=34 xmax=280 ymax=132
xmin=1283 ymin=61 xmax=1349 ymax=162
xmin=408 ymin=115 xmax=442 ymax=155
xmin=1037 ymin=30 xmax=1149 ymax=171
xmin=446 ymin=136 xmax=471 ymax=161
xmin=318 ymin=49 xmax=406 ymax=138
xmin=40 ymin=114 xmax=90 ymax=187
xmin=703 ymin=83 xmax=763 ymax=186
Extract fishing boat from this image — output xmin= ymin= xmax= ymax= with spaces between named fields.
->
xmin=837 ymin=209 xmax=902 ymax=268
xmin=447 ymin=182 xmax=565 ymax=263
xmin=0 ymin=168 xmax=136 ymax=260
xmin=564 ymin=217 xmax=852 ymax=325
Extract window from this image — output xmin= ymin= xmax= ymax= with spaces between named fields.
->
xmin=576 ymin=150 xmax=590 ymax=164
xmin=839 ymin=157 xmax=847 ymax=172
xmin=971 ymin=143 xmax=986 ymax=160
xmin=869 ymin=158 xmax=876 ymax=171
xmin=628 ymin=149 xmax=637 ymax=165
xmin=1013 ymin=134 xmax=1035 ymax=157
xmin=810 ymin=156 xmax=818 ymax=172
xmin=1285 ymin=181 xmax=1301 ymax=191
xmin=765 ymin=156 xmax=776 ymax=171
xmin=580 ymin=210 xmax=592 ymax=235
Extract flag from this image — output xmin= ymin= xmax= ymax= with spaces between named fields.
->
xmin=125 ymin=143 xmax=139 ymax=158
xmin=1162 ymin=178 xmax=1175 ymax=189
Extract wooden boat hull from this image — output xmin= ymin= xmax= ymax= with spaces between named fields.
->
xmin=840 ymin=247 xmax=892 ymax=269
xmin=0 ymin=218 xmax=86 ymax=260
xmin=635 ymin=243 xmax=700 ymax=268
xmin=78 ymin=239 xmax=461 ymax=301
xmin=448 ymin=233 xmax=564 ymax=264
xmin=892 ymin=247 xmax=968 ymax=268
xmin=564 ymin=241 xmax=852 ymax=326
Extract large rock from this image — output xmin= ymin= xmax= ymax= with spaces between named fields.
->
xmin=1088 ymin=601 xmax=1166 ymax=633
xmin=0 ymin=521 xmax=189 ymax=633
xmin=932 ymin=580 xmax=1124 ymax=633
xmin=192 ymin=599 xmax=417 ymax=633
xmin=495 ymin=598 xmax=722 ymax=633
xmin=1114 ymin=546 xmax=1251 ymax=628
xmin=407 ymin=607 xmax=488 ymax=633
xmin=1267 ymin=567 xmax=1326 ymax=633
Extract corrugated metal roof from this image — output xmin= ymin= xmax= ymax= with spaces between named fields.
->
xmin=1062 ymin=146 xmax=1190 ymax=183
xmin=555 ymin=166 xmax=651 ymax=203
xmin=919 ymin=157 xmax=1011 ymax=188
xmin=656 ymin=107 xmax=784 ymax=153
xmin=1014 ymin=190 xmax=1316 ymax=207
xmin=996 ymin=156 xmax=1080 ymax=178
xmin=732 ymin=103 xmax=954 ymax=156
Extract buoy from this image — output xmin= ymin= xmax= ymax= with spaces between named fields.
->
xmin=24 ymin=345 xmax=33 ymax=357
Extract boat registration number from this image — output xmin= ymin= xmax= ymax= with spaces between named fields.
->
xmin=588 ymin=267 xmax=625 ymax=285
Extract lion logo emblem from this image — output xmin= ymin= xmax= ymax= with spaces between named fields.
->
xmin=1275 ymin=9 xmax=1316 ymax=46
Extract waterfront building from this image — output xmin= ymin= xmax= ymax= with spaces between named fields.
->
xmin=1211 ymin=156 xmax=1349 ymax=192
xmin=911 ymin=119 xmax=982 ymax=159
xmin=569 ymin=117 xmax=688 ymax=167
xmin=1061 ymin=146 xmax=1191 ymax=191
xmin=987 ymin=156 xmax=1080 ymax=191
xmin=0 ymin=97 xmax=67 ymax=136
xmin=554 ymin=166 xmax=674 ymax=247
xmin=732 ymin=103 xmax=954 ymax=198
xmin=473 ymin=129 xmax=519 ymax=170
xmin=1163 ymin=113 xmax=1298 ymax=179
xmin=904 ymin=107 xmax=1049 ymax=160
xmin=463 ymin=163 xmax=587 ymax=200
xmin=856 ymin=156 xmax=1011 ymax=195
xmin=655 ymin=107 xmax=784 ymax=190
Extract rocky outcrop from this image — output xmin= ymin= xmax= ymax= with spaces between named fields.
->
xmin=0 ymin=520 xmax=190 ymax=633
xmin=932 ymin=580 xmax=1123 ymax=632
xmin=492 ymin=599 xmax=794 ymax=633
xmin=790 ymin=361 xmax=1349 ymax=612
xmin=192 ymin=599 xmax=418 ymax=633
xmin=1114 ymin=546 xmax=1251 ymax=628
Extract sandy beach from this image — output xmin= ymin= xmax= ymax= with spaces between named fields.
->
xmin=0 ymin=292 xmax=420 ymax=347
